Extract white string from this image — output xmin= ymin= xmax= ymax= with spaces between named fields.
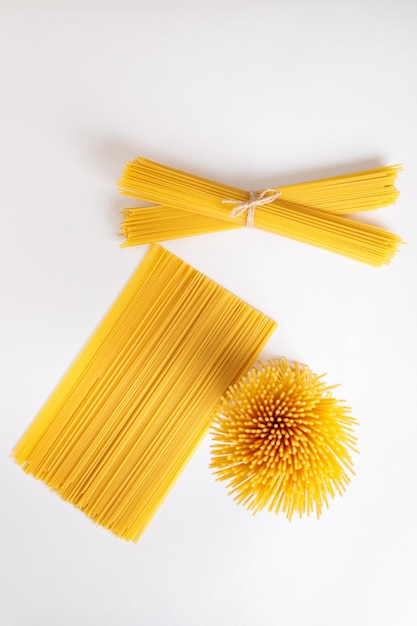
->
xmin=223 ymin=189 xmax=281 ymax=228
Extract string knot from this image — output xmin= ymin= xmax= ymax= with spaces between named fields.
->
xmin=223 ymin=189 xmax=280 ymax=228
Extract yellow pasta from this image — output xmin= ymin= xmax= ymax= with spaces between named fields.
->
xmin=120 ymin=205 xmax=239 ymax=246
xmin=12 ymin=245 xmax=277 ymax=542
xmin=210 ymin=359 xmax=358 ymax=519
xmin=118 ymin=158 xmax=403 ymax=266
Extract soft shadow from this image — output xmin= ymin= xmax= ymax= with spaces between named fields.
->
xmin=91 ymin=138 xmax=203 ymax=181
xmin=91 ymin=138 xmax=149 ymax=179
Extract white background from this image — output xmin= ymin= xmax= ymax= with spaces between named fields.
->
xmin=1 ymin=1 xmax=416 ymax=624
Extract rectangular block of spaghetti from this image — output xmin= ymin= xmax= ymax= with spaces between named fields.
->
xmin=12 ymin=245 xmax=277 ymax=542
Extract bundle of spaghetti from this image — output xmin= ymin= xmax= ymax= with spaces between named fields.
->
xmin=12 ymin=245 xmax=277 ymax=542
xmin=118 ymin=158 xmax=403 ymax=266
xmin=120 ymin=205 xmax=239 ymax=246
xmin=210 ymin=359 xmax=358 ymax=519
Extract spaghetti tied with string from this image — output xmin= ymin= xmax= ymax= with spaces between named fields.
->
xmin=223 ymin=188 xmax=281 ymax=228
xmin=118 ymin=158 xmax=403 ymax=267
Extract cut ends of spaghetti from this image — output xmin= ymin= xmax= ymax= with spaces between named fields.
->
xmin=210 ymin=359 xmax=358 ymax=520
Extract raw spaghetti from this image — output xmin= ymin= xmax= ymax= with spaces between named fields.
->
xmin=210 ymin=359 xmax=358 ymax=519
xmin=118 ymin=158 xmax=402 ymax=267
xmin=13 ymin=245 xmax=277 ymax=542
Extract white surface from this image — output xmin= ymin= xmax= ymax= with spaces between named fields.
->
xmin=1 ymin=1 xmax=416 ymax=624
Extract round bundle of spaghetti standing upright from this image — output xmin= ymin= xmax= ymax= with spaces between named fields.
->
xmin=210 ymin=358 xmax=358 ymax=519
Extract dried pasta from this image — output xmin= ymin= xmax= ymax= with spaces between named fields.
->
xmin=13 ymin=245 xmax=277 ymax=542
xmin=118 ymin=158 xmax=403 ymax=266
xmin=120 ymin=205 xmax=238 ymax=246
xmin=210 ymin=359 xmax=358 ymax=519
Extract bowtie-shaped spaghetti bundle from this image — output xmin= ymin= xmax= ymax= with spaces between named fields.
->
xmin=118 ymin=158 xmax=403 ymax=267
